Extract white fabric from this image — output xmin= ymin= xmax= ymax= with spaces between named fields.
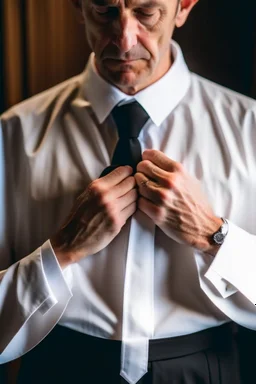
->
xmin=0 ymin=40 xmax=256 ymax=383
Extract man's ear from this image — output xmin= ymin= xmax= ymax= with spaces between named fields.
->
xmin=70 ymin=0 xmax=82 ymax=10
xmin=175 ymin=0 xmax=199 ymax=28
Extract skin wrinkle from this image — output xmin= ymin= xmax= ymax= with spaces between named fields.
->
xmin=82 ymin=0 xmax=179 ymax=94
xmin=91 ymin=0 xmax=168 ymax=8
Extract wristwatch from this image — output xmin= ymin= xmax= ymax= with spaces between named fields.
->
xmin=212 ymin=218 xmax=229 ymax=245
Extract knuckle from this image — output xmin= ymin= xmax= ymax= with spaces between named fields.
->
xmin=134 ymin=172 xmax=140 ymax=182
xmin=167 ymin=173 xmax=179 ymax=190
xmin=175 ymin=162 xmax=184 ymax=173
xmin=151 ymin=150 xmax=159 ymax=162
xmin=126 ymin=176 xmax=136 ymax=189
xmin=137 ymin=159 xmax=150 ymax=172
xmin=142 ymin=159 xmax=151 ymax=168
xmin=136 ymin=160 xmax=143 ymax=170
xmin=90 ymin=180 xmax=104 ymax=196
xmin=89 ymin=181 xmax=112 ymax=208
xmin=164 ymin=177 xmax=174 ymax=189
xmin=156 ymin=188 xmax=169 ymax=204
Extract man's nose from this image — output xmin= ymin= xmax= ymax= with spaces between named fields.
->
xmin=112 ymin=14 xmax=138 ymax=53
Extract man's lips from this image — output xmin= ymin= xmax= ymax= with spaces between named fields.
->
xmin=103 ymin=58 xmax=139 ymax=69
xmin=105 ymin=58 xmax=138 ymax=63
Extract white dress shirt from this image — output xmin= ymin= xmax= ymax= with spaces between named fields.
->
xmin=1 ymin=40 xmax=256 ymax=378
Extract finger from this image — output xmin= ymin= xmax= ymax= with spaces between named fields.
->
xmin=101 ymin=165 xmax=133 ymax=188
xmin=120 ymin=201 xmax=137 ymax=223
xmin=110 ymin=176 xmax=136 ymax=199
xmin=142 ymin=149 xmax=180 ymax=172
xmin=118 ymin=188 xmax=138 ymax=211
xmin=135 ymin=172 xmax=167 ymax=205
xmin=137 ymin=160 xmax=171 ymax=187
xmin=138 ymin=196 xmax=166 ymax=223
xmin=135 ymin=172 xmax=155 ymax=200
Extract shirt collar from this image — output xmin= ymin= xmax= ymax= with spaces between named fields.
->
xmin=82 ymin=40 xmax=191 ymax=127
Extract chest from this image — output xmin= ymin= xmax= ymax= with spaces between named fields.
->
xmin=12 ymin=110 xmax=256 ymax=257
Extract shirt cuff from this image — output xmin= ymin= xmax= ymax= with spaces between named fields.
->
xmin=40 ymin=240 xmax=73 ymax=315
xmin=205 ymin=220 xmax=256 ymax=305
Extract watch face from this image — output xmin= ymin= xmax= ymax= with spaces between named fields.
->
xmin=213 ymin=233 xmax=224 ymax=245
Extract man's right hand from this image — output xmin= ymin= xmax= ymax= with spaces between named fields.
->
xmin=50 ymin=166 xmax=137 ymax=269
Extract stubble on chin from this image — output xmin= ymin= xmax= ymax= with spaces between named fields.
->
xmin=97 ymin=59 xmax=154 ymax=94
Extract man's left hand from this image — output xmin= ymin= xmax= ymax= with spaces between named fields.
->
xmin=135 ymin=149 xmax=222 ymax=254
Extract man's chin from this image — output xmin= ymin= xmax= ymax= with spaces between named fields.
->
xmin=112 ymin=71 xmax=138 ymax=85
xmin=104 ymin=69 xmax=145 ymax=93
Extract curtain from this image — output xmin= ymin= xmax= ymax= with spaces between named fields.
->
xmin=1 ymin=0 xmax=89 ymax=112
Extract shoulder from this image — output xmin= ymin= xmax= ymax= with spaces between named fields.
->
xmin=0 ymin=74 xmax=85 ymax=153
xmin=187 ymin=74 xmax=256 ymax=134
xmin=190 ymin=73 xmax=256 ymax=112
xmin=1 ymin=73 xmax=84 ymax=127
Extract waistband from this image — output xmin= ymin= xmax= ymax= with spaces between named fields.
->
xmin=55 ymin=322 xmax=236 ymax=362
xmin=148 ymin=322 xmax=236 ymax=361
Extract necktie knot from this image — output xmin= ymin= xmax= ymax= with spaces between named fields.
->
xmin=100 ymin=101 xmax=149 ymax=177
xmin=112 ymin=100 xmax=149 ymax=139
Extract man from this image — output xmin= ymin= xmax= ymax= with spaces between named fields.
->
xmin=0 ymin=0 xmax=256 ymax=383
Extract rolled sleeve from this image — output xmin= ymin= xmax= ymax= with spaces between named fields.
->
xmin=205 ymin=220 xmax=256 ymax=305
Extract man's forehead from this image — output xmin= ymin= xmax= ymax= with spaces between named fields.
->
xmin=90 ymin=0 xmax=166 ymax=7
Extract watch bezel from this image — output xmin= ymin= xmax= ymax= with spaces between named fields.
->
xmin=213 ymin=232 xmax=225 ymax=245
xmin=212 ymin=218 xmax=229 ymax=245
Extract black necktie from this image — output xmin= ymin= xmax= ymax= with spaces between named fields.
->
xmin=101 ymin=101 xmax=149 ymax=177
